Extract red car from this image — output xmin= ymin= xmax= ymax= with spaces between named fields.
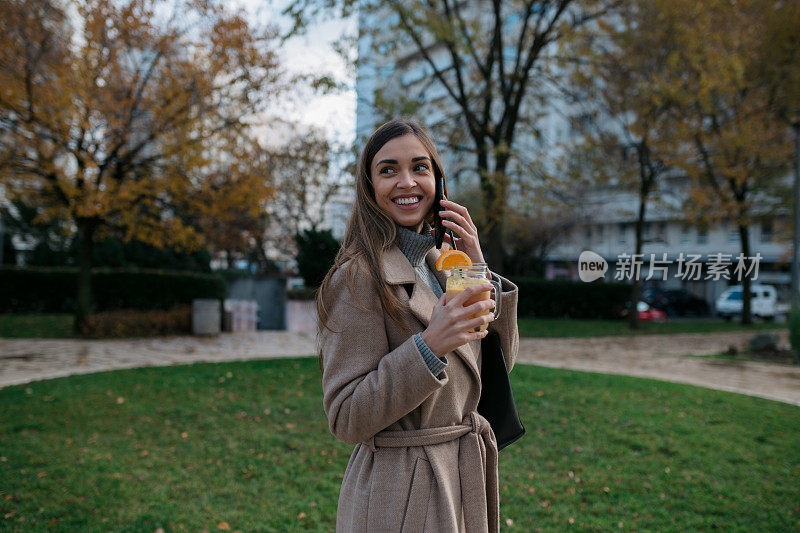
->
xmin=622 ymin=301 xmax=667 ymax=322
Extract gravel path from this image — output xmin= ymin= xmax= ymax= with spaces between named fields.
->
xmin=1 ymin=330 xmax=798 ymax=406
xmin=0 ymin=332 xmax=318 ymax=387
xmin=517 ymin=330 xmax=800 ymax=406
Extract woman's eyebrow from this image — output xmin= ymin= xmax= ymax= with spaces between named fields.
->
xmin=375 ymin=155 xmax=430 ymax=166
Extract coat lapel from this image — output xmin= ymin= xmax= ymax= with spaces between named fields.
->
xmin=383 ymin=247 xmax=434 ymax=329
xmin=383 ymin=245 xmax=479 ymax=382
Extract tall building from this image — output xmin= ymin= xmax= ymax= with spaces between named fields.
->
xmin=355 ymin=2 xmax=792 ymax=308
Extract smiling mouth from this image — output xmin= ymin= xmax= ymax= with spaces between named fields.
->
xmin=393 ymin=196 xmax=421 ymax=206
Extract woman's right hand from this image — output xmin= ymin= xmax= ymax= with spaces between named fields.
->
xmin=419 ymin=283 xmax=495 ymax=357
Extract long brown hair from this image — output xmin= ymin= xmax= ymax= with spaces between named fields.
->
xmin=315 ymin=119 xmax=448 ymax=369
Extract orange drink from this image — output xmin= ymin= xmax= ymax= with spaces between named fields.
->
xmin=445 ymin=264 xmax=501 ymax=333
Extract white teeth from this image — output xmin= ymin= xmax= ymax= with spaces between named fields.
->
xmin=394 ymin=197 xmax=420 ymax=205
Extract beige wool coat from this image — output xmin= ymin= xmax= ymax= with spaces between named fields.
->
xmin=320 ymin=245 xmax=519 ymax=532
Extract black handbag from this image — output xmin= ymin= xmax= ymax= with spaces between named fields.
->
xmin=477 ymin=331 xmax=526 ymax=451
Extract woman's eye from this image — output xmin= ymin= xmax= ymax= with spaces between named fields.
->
xmin=378 ymin=166 xmax=394 ymax=175
xmin=414 ymin=163 xmax=429 ymax=172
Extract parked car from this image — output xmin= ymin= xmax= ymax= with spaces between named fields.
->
xmin=621 ymin=301 xmax=668 ymax=322
xmin=715 ymin=284 xmax=790 ymax=320
xmin=642 ymin=288 xmax=711 ymax=317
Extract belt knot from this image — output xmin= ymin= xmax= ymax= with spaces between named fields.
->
xmin=468 ymin=411 xmax=489 ymax=436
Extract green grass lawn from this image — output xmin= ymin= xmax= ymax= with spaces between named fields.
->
xmin=1 ymin=358 xmax=797 ymax=531
xmin=518 ymin=317 xmax=788 ymax=338
xmin=0 ymin=314 xmax=788 ymax=341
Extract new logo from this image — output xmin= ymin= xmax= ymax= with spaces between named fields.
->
xmin=578 ymin=251 xmax=608 ymax=282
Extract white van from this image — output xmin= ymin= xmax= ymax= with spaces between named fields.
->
xmin=715 ymin=284 xmax=789 ymax=320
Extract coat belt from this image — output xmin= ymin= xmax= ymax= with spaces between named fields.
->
xmin=362 ymin=412 xmax=500 ymax=533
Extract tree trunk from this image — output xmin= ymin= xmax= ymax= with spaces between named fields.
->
xmin=74 ymin=221 xmax=95 ymax=335
xmin=254 ymin=235 xmax=271 ymax=273
xmin=630 ymin=201 xmax=645 ymax=330
xmin=630 ymin=142 xmax=654 ymax=330
xmin=792 ymin=122 xmax=800 ymax=365
xmin=485 ymin=214 xmax=504 ymax=273
xmin=739 ymin=223 xmax=753 ymax=325
xmin=477 ymin=150 xmax=506 ymax=273
xmin=793 ymin=123 xmax=800 ymax=306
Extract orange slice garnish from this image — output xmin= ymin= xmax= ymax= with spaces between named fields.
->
xmin=435 ymin=250 xmax=472 ymax=271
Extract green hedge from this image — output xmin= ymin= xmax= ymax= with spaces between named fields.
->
xmin=510 ymin=277 xmax=630 ymax=319
xmin=0 ymin=267 xmax=225 ymax=313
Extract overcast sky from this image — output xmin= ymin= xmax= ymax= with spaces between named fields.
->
xmin=237 ymin=0 xmax=357 ymax=146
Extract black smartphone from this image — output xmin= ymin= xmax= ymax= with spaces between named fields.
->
xmin=434 ymin=173 xmax=446 ymax=249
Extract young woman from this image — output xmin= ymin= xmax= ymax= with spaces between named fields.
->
xmin=317 ymin=119 xmax=519 ymax=532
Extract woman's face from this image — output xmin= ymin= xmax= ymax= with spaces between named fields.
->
xmin=371 ymin=134 xmax=437 ymax=232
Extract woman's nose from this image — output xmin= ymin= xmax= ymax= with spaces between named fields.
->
xmin=397 ymin=169 xmax=416 ymax=188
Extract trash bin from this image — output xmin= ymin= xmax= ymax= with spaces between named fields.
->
xmin=193 ymin=299 xmax=221 ymax=336
xmin=222 ymin=299 xmax=259 ymax=332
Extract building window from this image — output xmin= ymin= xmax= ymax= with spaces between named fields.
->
xmin=618 ymin=223 xmax=627 ymax=245
xmin=761 ymin=220 xmax=773 ymax=243
xmin=643 ymin=222 xmax=651 ymax=241
xmin=728 ymin=221 xmax=738 ymax=244
xmin=655 ymin=222 xmax=667 ymax=244
xmin=596 ymin=225 xmax=604 ymax=243
xmin=697 ymin=227 xmax=708 ymax=245
xmin=680 ymin=226 xmax=691 ymax=245
xmin=569 ymin=113 xmax=594 ymax=138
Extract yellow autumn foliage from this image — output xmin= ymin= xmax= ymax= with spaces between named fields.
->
xmin=0 ymin=0 xmax=280 ymax=254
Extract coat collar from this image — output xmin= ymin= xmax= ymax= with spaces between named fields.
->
xmin=383 ymin=246 xmax=417 ymax=285
xmin=382 ymin=245 xmax=479 ymax=382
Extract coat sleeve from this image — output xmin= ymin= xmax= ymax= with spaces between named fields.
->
xmin=488 ymin=273 xmax=519 ymax=372
xmin=320 ymin=267 xmax=449 ymax=446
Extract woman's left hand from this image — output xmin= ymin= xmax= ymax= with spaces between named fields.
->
xmin=438 ymin=199 xmax=485 ymax=264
